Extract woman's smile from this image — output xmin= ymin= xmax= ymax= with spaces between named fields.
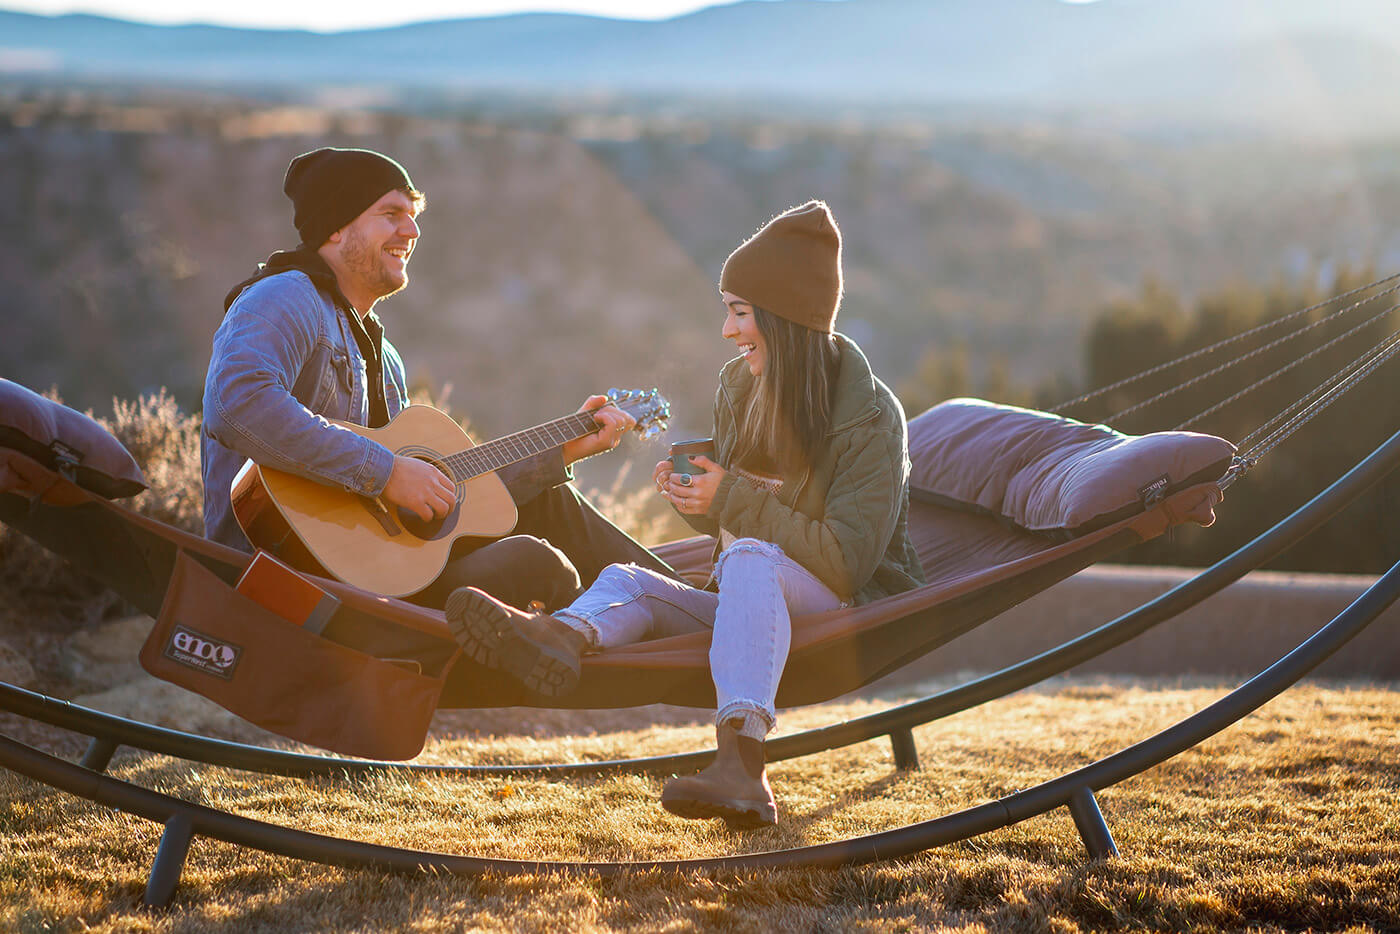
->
xmin=720 ymin=290 xmax=766 ymax=376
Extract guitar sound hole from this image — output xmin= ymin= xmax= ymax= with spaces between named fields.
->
xmin=398 ymin=506 xmax=456 ymax=541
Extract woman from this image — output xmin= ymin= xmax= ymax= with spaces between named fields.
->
xmin=447 ymin=200 xmax=925 ymax=828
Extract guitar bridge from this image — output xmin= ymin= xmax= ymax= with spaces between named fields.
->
xmin=361 ymin=496 xmax=402 ymax=537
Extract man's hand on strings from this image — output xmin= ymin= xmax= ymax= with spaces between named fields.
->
xmin=562 ymin=394 xmax=635 ymax=465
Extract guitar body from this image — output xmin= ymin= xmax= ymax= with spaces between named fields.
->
xmin=231 ymin=405 xmax=517 ymax=597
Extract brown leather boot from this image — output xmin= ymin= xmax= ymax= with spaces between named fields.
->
xmin=661 ymin=718 xmax=777 ymax=828
xmin=445 ymin=586 xmax=589 ymax=697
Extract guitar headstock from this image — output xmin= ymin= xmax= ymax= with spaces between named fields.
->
xmin=607 ymin=387 xmax=671 ymax=441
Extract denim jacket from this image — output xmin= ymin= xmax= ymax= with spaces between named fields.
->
xmin=202 ymin=261 xmax=566 ymax=551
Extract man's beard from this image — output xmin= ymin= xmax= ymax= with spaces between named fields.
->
xmin=341 ymin=226 xmax=408 ymax=301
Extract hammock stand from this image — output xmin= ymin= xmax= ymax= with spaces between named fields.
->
xmin=3 ymin=422 xmax=1399 ymax=906
xmin=3 ymin=274 xmax=1399 ymax=904
xmin=10 ymin=266 xmax=1398 ymax=720
xmin=0 ymin=421 xmax=1380 ymax=782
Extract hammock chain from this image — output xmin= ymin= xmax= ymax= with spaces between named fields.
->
xmin=1173 ymin=301 xmax=1400 ymax=432
xmin=1231 ymin=325 xmax=1400 ymax=452
xmin=1046 ymin=272 xmax=1400 ymax=486
xmin=1238 ymin=328 xmax=1400 ymax=467
xmin=1052 ymin=272 xmax=1400 ymax=420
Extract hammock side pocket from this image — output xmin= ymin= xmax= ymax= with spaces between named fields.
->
xmin=140 ymin=550 xmax=450 ymax=760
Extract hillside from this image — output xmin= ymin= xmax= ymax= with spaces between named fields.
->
xmin=4 ymin=90 xmax=1400 ymax=429
xmin=0 ymin=96 xmax=729 ymax=444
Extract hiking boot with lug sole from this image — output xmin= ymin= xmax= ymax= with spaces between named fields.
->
xmin=444 ymin=586 xmax=588 ymax=697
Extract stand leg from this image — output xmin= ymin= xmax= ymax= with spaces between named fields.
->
xmin=144 ymin=814 xmax=194 ymax=908
xmin=1067 ymin=786 xmax=1119 ymax=858
xmin=79 ymin=737 xmax=118 ymax=773
xmin=888 ymin=728 xmax=920 ymax=771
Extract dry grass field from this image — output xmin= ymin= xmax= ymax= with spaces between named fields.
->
xmin=1 ymin=677 xmax=1397 ymax=932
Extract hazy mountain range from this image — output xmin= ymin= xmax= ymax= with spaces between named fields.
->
xmin=4 ymin=0 xmax=1400 ymax=134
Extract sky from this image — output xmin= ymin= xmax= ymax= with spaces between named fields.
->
xmin=2 ymin=0 xmax=1111 ymax=31
xmin=2 ymin=0 xmax=743 ymax=31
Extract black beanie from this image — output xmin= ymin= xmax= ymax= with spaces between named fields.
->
xmin=283 ymin=147 xmax=415 ymax=248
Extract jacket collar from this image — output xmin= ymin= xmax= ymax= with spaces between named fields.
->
xmin=222 ymin=246 xmax=356 ymax=316
xmin=719 ymin=332 xmax=881 ymax=436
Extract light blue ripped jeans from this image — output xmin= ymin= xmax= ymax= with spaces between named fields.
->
xmin=553 ymin=538 xmax=843 ymax=736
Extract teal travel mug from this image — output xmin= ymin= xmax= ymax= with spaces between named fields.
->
xmin=669 ymin=438 xmax=714 ymax=478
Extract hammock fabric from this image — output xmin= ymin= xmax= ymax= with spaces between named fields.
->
xmin=0 ymin=446 xmax=1220 ymax=714
xmin=1 ymin=384 xmax=1230 ymax=757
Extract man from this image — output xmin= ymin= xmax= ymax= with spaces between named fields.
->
xmin=202 ymin=146 xmax=674 ymax=609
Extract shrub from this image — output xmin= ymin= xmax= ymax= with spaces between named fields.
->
xmin=101 ymin=388 xmax=204 ymax=533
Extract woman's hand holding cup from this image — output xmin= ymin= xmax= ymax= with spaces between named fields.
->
xmin=664 ymin=438 xmax=723 ymax=515
xmin=667 ymin=455 xmax=723 ymax=514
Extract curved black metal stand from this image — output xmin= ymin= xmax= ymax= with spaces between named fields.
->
xmin=6 ymin=423 xmax=1400 ymax=782
xmin=2 ymin=428 xmax=1399 ymax=906
xmin=3 ymin=553 xmax=1397 ymax=905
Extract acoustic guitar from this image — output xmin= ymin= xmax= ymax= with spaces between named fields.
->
xmin=231 ymin=388 xmax=670 ymax=596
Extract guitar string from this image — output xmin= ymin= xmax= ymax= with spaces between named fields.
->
xmin=416 ymin=393 xmax=663 ymax=484
xmin=439 ymin=412 xmax=603 ymax=482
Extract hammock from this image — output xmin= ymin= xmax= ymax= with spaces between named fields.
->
xmin=4 ymin=272 xmax=1397 ymax=755
xmin=0 ymin=435 xmax=1223 ymax=714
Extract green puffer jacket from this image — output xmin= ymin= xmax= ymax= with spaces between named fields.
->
xmin=682 ymin=333 xmax=926 ymax=605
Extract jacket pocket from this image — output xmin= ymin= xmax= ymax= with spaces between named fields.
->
xmin=317 ymin=350 xmax=357 ymax=420
xmin=292 ymin=340 xmax=339 ymax=415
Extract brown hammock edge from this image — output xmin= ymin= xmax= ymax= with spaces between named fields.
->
xmin=0 ymin=447 xmax=1223 ymax=711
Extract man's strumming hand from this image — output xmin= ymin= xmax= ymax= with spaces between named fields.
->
xmin=381 ymin=455 xmax=456 ymax=521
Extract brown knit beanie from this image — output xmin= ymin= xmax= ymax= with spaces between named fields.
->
xmin=283 ymin=147 xmax=415 ymax=248
xmin=719 ymin=200 xmax=843 ymax=333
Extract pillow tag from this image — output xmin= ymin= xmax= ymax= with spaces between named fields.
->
xmin=47 ymin=439 xmax=83 ymax=479
xmin=1138 ymin=473 xmax=1171 ymax=506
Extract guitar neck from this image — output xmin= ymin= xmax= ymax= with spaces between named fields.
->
xmin=441 ymin=412 xmax=603 ymax=482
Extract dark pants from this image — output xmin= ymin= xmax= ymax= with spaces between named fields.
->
xmin=410 ymin=483 xmax=679 ymax=612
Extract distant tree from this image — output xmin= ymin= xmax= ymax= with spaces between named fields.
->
xmin=897 ymin=343 xmax=1035 ymax=417
xmin=897 ymin=342 xmax=970 ymax=417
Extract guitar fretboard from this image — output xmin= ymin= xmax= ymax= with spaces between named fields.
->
xmin=441 ymin=412 xmax=601 ymax=481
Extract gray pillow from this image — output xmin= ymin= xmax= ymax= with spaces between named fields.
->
xmin=0 ymin=379 xmax=147 ymax=499
xmin=908 ymin=398 xmax=1234 ymax=538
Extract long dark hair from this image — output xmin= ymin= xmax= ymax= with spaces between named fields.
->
xmin=731 ymin=305 xmax=840 ymax=475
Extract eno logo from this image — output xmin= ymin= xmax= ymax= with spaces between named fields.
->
xmin=165 ymin=624 xmax=243 ymax=680
xmin=173 ymin=630 xmax=238 ymax=667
